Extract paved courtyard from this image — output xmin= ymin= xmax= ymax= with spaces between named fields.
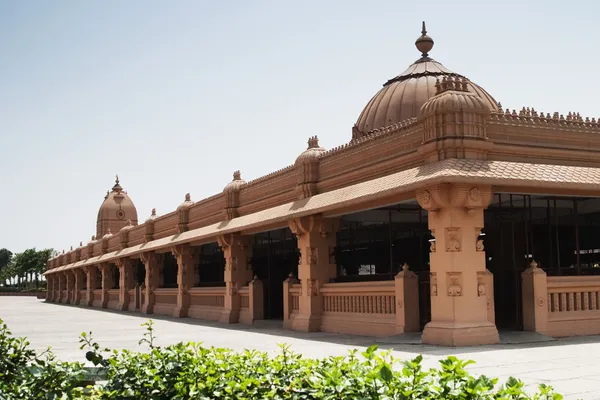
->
xmin=2 ymin=298 xmax=600 ymax=399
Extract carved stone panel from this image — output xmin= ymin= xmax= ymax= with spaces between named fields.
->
xmin=445 ymin=227 xmax=461 ymax=252
xmin=447 ymin=272 xmax=462 ymax=296
xmin=306 ymin=247 xmax=318 ymax=265
xmin=476 ymin=271 xmax=486 ymax=297
xmin=430 ymin=272 xmax=438 ymax=296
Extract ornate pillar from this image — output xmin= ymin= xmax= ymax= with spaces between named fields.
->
xmin=172 ymin=245 xmax=197 ymax=318
xmin=116 ymin=258 xmax=134 ymax=311
xmin=288 ymin=215 xmax=339 ymax=332
xmin=217 ymin=234 xmax=253 ymax=323
xmin=99 ymin=263 xmax=112 ymax=308
xmin=417 ymin=183 xmax=499 ymax=346
xmin=141 ymin=252 xmax=161 ymax=314
xmin=74 ymin=268 xmax=84 ymax=305
xmin=65 ymin=271 xmax=74 ymax=304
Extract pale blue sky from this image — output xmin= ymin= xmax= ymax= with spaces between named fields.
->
xmin=1 ymin=0 xmax=598 ymax=253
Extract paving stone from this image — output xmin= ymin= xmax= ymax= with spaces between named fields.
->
xmin=3 ymin=298 xmax=600 ymax=398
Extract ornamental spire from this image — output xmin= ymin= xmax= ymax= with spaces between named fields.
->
xmin=415 ymin=21 xmax=434 ymax=59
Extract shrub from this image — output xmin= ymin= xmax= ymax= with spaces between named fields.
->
xmin=0 ymin=318 xmax=564 ymax=399
xmin=0 ymin=319 xmax=86 ymax=399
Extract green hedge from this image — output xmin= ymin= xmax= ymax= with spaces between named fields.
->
xmin=0 ymin=319 xmax=564 ymax=399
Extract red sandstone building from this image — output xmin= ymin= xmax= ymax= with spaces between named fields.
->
xmin=44 ymin=24 xmax=600 ymax=346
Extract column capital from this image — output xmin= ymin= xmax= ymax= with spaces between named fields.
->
xmin=115 ymin=258 xmax=132 ymax=270
xmin=416 ymin=183 xmax=493 ymax=214
xmin=216 ymin=233 xmax=251 ymax=251
xmin=288 ymin=215 xmax=339 ymax=239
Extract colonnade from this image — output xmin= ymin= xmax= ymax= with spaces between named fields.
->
xmin=46 ymin=184 xmax=501 ymax=346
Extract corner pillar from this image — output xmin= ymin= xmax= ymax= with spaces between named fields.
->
xmin=172 ymin=245 xmax=197 ymax=318
xmin=141 ymin=252 xmax=161 ymax=314
xmin=217 ymin=234 xmax=253 ymax=323
xmin=417 ymin=184 xmax=499 ymax=346
xmin=521 ymin=261 xmax=548 ymax=334
xmin=46 ymin=275 xmax=55 ymax=302
xmin=288 ymin=215 xmax=339 ymax=332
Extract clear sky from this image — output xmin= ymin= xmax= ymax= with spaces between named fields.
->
xmin=1 ymin=0 xmax=598 ymax=254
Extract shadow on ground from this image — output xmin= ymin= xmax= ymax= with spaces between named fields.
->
xmin=47 ymin=301 xmax=600 ymax=358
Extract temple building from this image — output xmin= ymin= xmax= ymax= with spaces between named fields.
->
xmin=44 ymin=24 xmax=600 ymax=346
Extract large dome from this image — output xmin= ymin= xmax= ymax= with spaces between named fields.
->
xmin=354 ymin=23 xmax=500 ymax=138
xmin=96 ymin=176 xmax=138 ymax=238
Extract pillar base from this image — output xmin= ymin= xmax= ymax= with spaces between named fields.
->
xmin=219 ymin=309 xmax=240 ymax=324
xmin=142 ymin=303 xmax=154 ymax=314
xmin=421 ymin=321 xmax=499 ymax=347
xmin=290 ymin=314 xmax=321 ymax=332
xmin=173 ymin=305 xmax=188 ymax=318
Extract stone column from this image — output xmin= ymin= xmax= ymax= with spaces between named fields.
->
xmin=58 ymin=273 xmax=65 ymax=303
xmin=217 ymin=234 xmax=253 ymax=323
xmin=116 ymin=258 xmax=134 ymax=311
xmin=172 ymin=245 xmax=197 ymax=318
xmin=85 ymin=266 xmax=97 ymax=306
xmin=99 ymin=263 xmax=112 ymax=308
xmin=522 ymin=260 xmax=548 ymax=334
xmin=65 ymin=271 xmax=74 ymax=304
xmin=288 ymin=215 xmax=339 ymax=332
xmin=417 ymin=184 xmax=499 ymax=346
xmin=141 ymin=252 xmax=161 ymax=314
xmin=74 ymin=268 xmax=84 ymax=305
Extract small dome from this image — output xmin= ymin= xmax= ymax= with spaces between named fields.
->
xmin=224 ymin=171 xmax=246 ymax=192
xmin=145 ymin=208 xmax=157 ymax=224
xmin=87 ymin=235 xmax=97 ymax=246
xmin=120 ymin=219 xmax=135 ymax=232
xmin=177 ymin=193 xmax=194 ymax=211
xmin=96 ymin=175 xmax=138 ymax=238
xmin=295 ymin=136 xmax=326 ymax=165
xmin=102 ymin=228 xmax=113 ymax=240
xmin=354 ymin=22 xmax=499 ymax=138
xmin=420 ymin=77 xmax=493 ymax=116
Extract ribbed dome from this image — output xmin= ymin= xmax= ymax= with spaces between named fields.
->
xmin=96 ymin=176 xmax=138 ymax=238
xmin=354 ymin=23 xmax=499 ymax=138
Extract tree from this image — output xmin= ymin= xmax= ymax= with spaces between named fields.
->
xmin=0 ymin=248 xmax=53 ymax=289
xmin=0 ymin=249 xmax=13 ymax=286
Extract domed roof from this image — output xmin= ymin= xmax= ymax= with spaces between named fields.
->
xmin=420 ymin=76 xmax=494 ymax=115
xmin=295 ymin=136 xmax=326 ymax=164
xmin=354 ymin=23 xmax=500 ymax=138
xmin=96 ymin=175 xmax=138 ymax=238
xmin=224 ymin=171 xmax=246 ymax=192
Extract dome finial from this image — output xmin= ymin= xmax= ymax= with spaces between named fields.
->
xmin=115 ymin=174 xmax=119 ymax=185
xmin=415 ymin=21 xmax=434 ymax=59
